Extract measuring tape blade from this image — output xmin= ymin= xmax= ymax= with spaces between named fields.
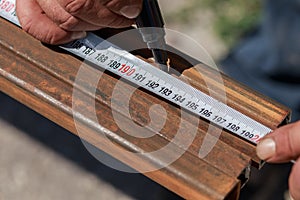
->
xmin=0 ymin=0 xmax=272 ymax=144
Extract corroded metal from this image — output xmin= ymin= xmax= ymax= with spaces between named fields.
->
xmin=0 ymin=17 xmax=290 ymax=200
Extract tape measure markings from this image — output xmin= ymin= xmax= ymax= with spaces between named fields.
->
xmin=0 ymin=0 xmax=272 ymax=144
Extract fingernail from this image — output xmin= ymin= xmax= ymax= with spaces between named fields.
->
xmin=256 ymin=138 xmax=276 ymax=160
xmin=120 ymin=5 xmax=141 ymax=19
xmin=71 ymin=31 xmax=87 ymax=40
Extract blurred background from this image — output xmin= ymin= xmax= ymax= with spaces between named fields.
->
xmin=1 ymin=0 xmax=297 ymax=199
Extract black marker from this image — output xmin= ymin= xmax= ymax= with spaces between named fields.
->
xmin=136 ymin=0 xmax=169 ymax=72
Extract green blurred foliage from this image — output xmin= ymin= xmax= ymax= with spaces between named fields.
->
xmin=165 ymin=0 xmax=262 ymax=47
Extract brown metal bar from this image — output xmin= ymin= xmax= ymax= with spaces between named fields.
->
xmin=0 ymin=17 xmax=290 ymax=199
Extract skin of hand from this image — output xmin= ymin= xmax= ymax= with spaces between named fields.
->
xmin=16 ymin=0 xmax=143 ymax=44
xmin=256 ymin=121 xmax=300 ymax=200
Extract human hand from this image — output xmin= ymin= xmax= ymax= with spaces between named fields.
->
xmin=16 ymin=0 xmax=142 ymax=44
xmin=256 ymin=121 xmax=300 ymax=200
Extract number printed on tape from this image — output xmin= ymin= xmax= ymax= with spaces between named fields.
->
xmin=0 ymin=0 xmax=272 ymax=144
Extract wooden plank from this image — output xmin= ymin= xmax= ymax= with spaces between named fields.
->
xmin=0 ymin=16 xmax=290 ymax=199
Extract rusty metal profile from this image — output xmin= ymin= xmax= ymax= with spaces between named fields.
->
xmin=0 ymin=18 xmax=290 ymax=200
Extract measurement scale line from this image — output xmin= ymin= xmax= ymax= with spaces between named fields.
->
xmin=0 ymin=0 xmax=272 ymax=144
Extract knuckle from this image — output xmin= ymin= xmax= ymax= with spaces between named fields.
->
xmin=21 ymin=19 xmax=63 ymax=44
xmin=64 ymin=0 xmax=94 ymax=15
xmin=105 ymin=17 xmax=120 ymax=27
xmin=59 ymin=15 xmax=79 ymax=31
xmin=44 ymin=32 xmax=63 ymax=45
xmin=37 ymin=28 xmax=65 ymax=45
xmin=103 ymin=17 xmax=121 ymax=27
xmin=98 ymin=9 xmax=131 ymax=28
xmin=105 ymin=0 xmax=122 ymax=10
xmin=20 ymin=17 xmax=34 ymax=34
xmin=96 ymin=9 xmax=113 ymax=25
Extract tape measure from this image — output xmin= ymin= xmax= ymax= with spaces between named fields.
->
xmin=0 ymin=0 xmax=272 ymax=144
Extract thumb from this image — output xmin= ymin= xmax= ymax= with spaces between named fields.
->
xmin=257 ymin=122 xmax=300 ymax=200
xmin=256 ymin=121 xmax=300 ymax=162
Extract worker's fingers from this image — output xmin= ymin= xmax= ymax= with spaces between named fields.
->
xmin=289 ymin=159 xmax=300 ymax=200
xmin=16 ymin=0 xmax=86 ymax=44
xmin=36 ymin=0 xmax=102 ymax=31
xmin=257 ymin=122 xmax=300 ymax=200
xmin=104 ymin=0 xmax=143 ymax=19
xmin=55 ymin=0 xmax=136 ymax=28
xmin=256 ymin=121 xmax=300 ymax=162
